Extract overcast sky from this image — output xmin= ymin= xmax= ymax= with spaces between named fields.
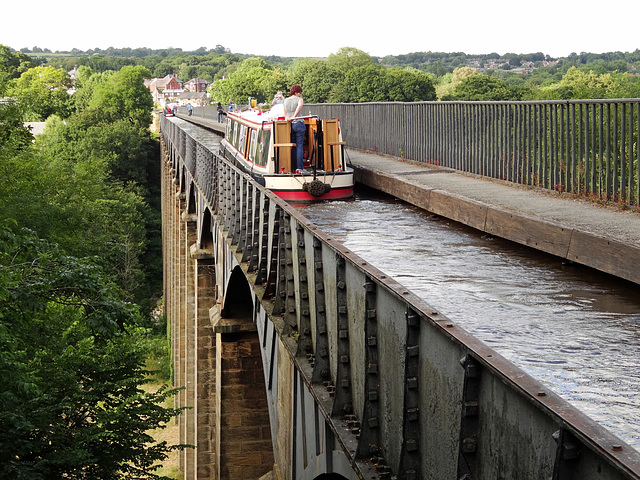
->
xmin=3 ymin=0 xmax=638 ymax=59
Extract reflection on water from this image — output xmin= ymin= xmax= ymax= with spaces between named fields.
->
xmin=302 ymin=187 xmax=640 ymax=451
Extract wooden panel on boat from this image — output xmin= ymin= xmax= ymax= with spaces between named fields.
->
xmin=322 ymin=120 xmax=345 ymax=172
xmin=274 ymin=121 xmax=293 ymax=173
xmin=306 ymin=118 xmax=319 ymax=168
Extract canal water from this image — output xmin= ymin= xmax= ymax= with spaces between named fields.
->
xmin=301 ymin=186 xmax=640 ymax=452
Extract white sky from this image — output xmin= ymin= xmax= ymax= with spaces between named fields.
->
xmin=3 ymin=0 xmax=639 ymax=59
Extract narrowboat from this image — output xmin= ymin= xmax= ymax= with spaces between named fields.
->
xmin=219 ymin=104 xmax=354 ymax=202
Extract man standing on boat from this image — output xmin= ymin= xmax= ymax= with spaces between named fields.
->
xmin=284 ymin=85 xmax=305 ymax=173
xmin=272 ymin=91 xmax=285 ymax=105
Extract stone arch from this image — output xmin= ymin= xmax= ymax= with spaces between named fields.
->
xmin=186 ymin=181 xmax=197 ymax=214
xmin=221 ymin=265 xmax=253 ymax=320
xmin=200 ymin=207 xmax=214 ymax=250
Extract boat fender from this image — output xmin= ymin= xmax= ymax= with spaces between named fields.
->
xmin=304 ymin=179 xmax=331 ymax=197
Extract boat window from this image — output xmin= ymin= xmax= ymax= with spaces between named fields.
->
xmin=231 ymin=122 xmax=240 ymax=148
xmin=257 ymin=129 xmax=270 ymax=167
xmin=238 ymin=125 xmax=247 ymax=154
xmin=249 ymin=129 xmax=258 ymax=163
xmin=227 ymin=118 xmax=235 ymax=145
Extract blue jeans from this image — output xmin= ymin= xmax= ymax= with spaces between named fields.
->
xmin=291 ymin=121 xmax=305 ymax=170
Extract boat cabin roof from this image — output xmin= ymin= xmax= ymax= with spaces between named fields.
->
xmin=228 ymin=104 xmax=316 ymax=129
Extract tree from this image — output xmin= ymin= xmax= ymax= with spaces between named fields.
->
xmin=385 ymin=68 xmax=436 ymax=102
xmin=327 ymin=47 xmax=375 ymax=73
xmin=209 ymin=57 xmax=282 ymax=104
xmin=533 ymin=66 xmax=619 ymax=100
xmin=437 ymin=66 xmax=479 ymax=99
xmin=557 ymin=66 xmax=615 ymax=98
xmin=0 ymin=44 xmax=35 ymax=80
xmin=86 ymin=65 xmax=154 ymax=128
xmin=0 ymin=226 xmax=185 ymax=480
xmin=445 ymin=75 xmax=523 ymax=101
xmin=9 ymin=66 xmax=72 ymax=120
xmin=298 ymin=60 xmax=344 ymax=103
xmin=0 ymin=77 xmax=34 ymax=153
xmin=336 ymin=64 xmax=388 ymax=102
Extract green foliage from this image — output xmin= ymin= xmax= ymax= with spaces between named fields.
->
xmin=0 ymin=84 xmax=34 ymax=153
xmin=0 ymin=43 xmax=177 ymax=477
xmin=0 ymin=226 xmax=185 ymax=480
xmin=209 ymin=50 xmax=436 ymax=104
xmin=299 ymin=61 xmax=344 ymax=103
xmin=2 ymin=62 xmax=160 ymax=306
xmin=0 ymin=44 xmax=35 ymax=80
xmin=327 ymin=47 xmax=375 ymax=72
xmin=385 ymin=68 xmax=436 ymax=102
xmin=8 ymin=65 xmax=72 ymax=120
xmin=86 ymin=65 xmax=154 ymax=128
xmin=444 ymin=75 xmax=524 ymax=101
xmin=209 ymin=57 xmax=287 ymax=104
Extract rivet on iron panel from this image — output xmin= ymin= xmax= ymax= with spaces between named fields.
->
xmin=406 ymin=438 xmax=418 ymax=452
xmin=463 ymin=401 xmax=479 ymax=417
xmin=462 ymin=437 xmax=477 ymax=453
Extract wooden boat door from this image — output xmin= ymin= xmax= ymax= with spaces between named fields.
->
xmin=322 ymin=120 xmax=345 ymax=172
xmin=273 ymin=121 xmax=294 ymax=173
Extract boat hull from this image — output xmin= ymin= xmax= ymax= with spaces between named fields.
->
xmin=265 ymin=173 xmax=354 ymax=202
xmin=221 ymin=138 xmax=354 ymax=202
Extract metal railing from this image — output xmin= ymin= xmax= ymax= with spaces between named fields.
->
xmin=188 ymin=99 xmax=640 ymax=206
xmin=306 ymin=100 xmax=640 ymax=207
